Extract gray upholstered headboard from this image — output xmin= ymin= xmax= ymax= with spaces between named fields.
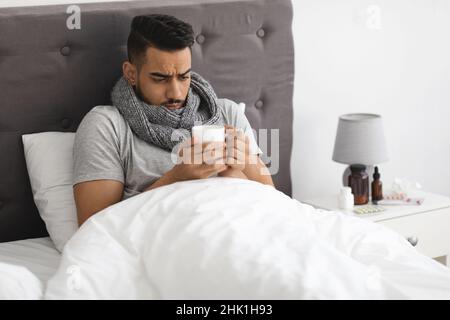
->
xmin=0 ymin=0 xmax=294 ymax=242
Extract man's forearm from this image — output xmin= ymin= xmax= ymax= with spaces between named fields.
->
xmin=144 ymin=156 xmax=274 ymax=192
xmin=243 ymin=155 xmax=274 ymax=187
xmin=143 ymin=168 xmax=179 ymax=192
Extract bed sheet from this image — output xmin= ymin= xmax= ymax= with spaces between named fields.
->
xmin=0 ymin=237 xmax=61 ymax=284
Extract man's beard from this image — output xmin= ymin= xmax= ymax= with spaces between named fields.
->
xmin=133 ymin=82 xmax=186 ymax=109
xmin=133 ymin=83 xmax=147 ymax=103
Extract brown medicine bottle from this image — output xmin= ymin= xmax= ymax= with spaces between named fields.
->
xmin=371 ymin=166 xmax=383 ymax=203
xmin=348 ymin=164 xmax=369 ymax=205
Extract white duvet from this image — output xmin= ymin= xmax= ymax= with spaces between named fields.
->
xmin=43 ymin=177 xmax=450 ymax=299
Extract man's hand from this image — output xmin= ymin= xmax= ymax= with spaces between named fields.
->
xmin=223 ymin=125 xmax=275 ymax=187
xmin=224 ymin=124 xmax=252 ymax=172
xmin=144 ymin=136 xmax=228 ymax=191
xmin=173 ymin=136 xmax=229 ymax=180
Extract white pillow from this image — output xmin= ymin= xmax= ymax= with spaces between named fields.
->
xmin=22 ymin=132 xmax=78 ymax=252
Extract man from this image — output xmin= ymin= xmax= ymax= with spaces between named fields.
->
xmin=73 ymin=14 xmax=273 ymax=226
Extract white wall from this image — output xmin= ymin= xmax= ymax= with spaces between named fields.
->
xmin=292 ymin=0 xmax=450 ymax=200
xmin=3 ymin=1 xmax=450 ymax=199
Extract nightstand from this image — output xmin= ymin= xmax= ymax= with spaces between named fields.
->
xmin=303 ymin=190 xmax=450 ymax=267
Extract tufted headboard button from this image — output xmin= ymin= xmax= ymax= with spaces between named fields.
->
xmin=256 ymin=28 xmax=265 ymax=38
xmin=255 ymin=100 xmax=264 ymax=109
xmin=61 ymin=118 xmax=71 ymax=129
xmin=60 ymin=45 xmax=71 ymax=56
xmin=196 ymin=34 xmax=205 ymax=44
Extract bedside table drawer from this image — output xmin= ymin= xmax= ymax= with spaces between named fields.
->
xmin=378 ymin=208 xmax=450 ymax=258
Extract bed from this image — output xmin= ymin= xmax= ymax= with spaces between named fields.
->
xmin=0 ymin=0 xmax=294 ymax=298
xmin=2 ymin=0 xmax=450 ymax=300
xmin=0 ymin=237 xmax=60 ymax=284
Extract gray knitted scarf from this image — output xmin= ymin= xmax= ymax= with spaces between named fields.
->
xmin=111 ymin=71 xmax=223 ymax=151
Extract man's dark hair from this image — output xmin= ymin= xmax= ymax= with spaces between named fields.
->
xmin=127 ymin=14 xmax=195 ymax=67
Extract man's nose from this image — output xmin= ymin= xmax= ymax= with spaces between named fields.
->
xmin=166 ymin=79 xmax=183 ymax=100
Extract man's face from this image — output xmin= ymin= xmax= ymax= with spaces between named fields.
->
xmin=123 ymin=46 xmax=191 ymax=110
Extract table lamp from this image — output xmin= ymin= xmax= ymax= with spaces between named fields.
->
xmin=332 ymin=113 xmax=388 ymax=187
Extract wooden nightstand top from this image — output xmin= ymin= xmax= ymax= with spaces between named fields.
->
xmin=302 ymin=190 xmax=450 ymax=222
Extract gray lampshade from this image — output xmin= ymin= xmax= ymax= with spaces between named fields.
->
xmin=332 ymin=113 xmax=388 ymax=165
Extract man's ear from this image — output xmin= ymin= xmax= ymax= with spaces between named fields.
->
xmin=122 ymin=61 xmax=137 ymax=85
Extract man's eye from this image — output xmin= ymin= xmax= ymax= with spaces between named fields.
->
xmin=179 ymin=76 xmax=190 ymax=81
xmin=153 ymin=78 xmax=165 ymax=83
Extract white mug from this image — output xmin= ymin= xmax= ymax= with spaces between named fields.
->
xmin=191 ymin=125 xmax=225 ymax=143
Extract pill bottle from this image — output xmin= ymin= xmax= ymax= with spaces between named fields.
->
xmin=338 ymin=186 xmax=354 ymax=210
xmin=348 ymin=164 xmax=369 ymax=205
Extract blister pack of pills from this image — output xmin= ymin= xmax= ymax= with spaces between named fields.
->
xmin=353 ymin=205 xmax=386 ymax=215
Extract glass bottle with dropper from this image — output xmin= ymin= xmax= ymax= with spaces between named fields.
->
xmin=371 ymin=166 xmax=383 ymax=204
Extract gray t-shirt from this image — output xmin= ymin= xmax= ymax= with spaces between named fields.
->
xmin=73 ymin=99 xmax=262 ymax=200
